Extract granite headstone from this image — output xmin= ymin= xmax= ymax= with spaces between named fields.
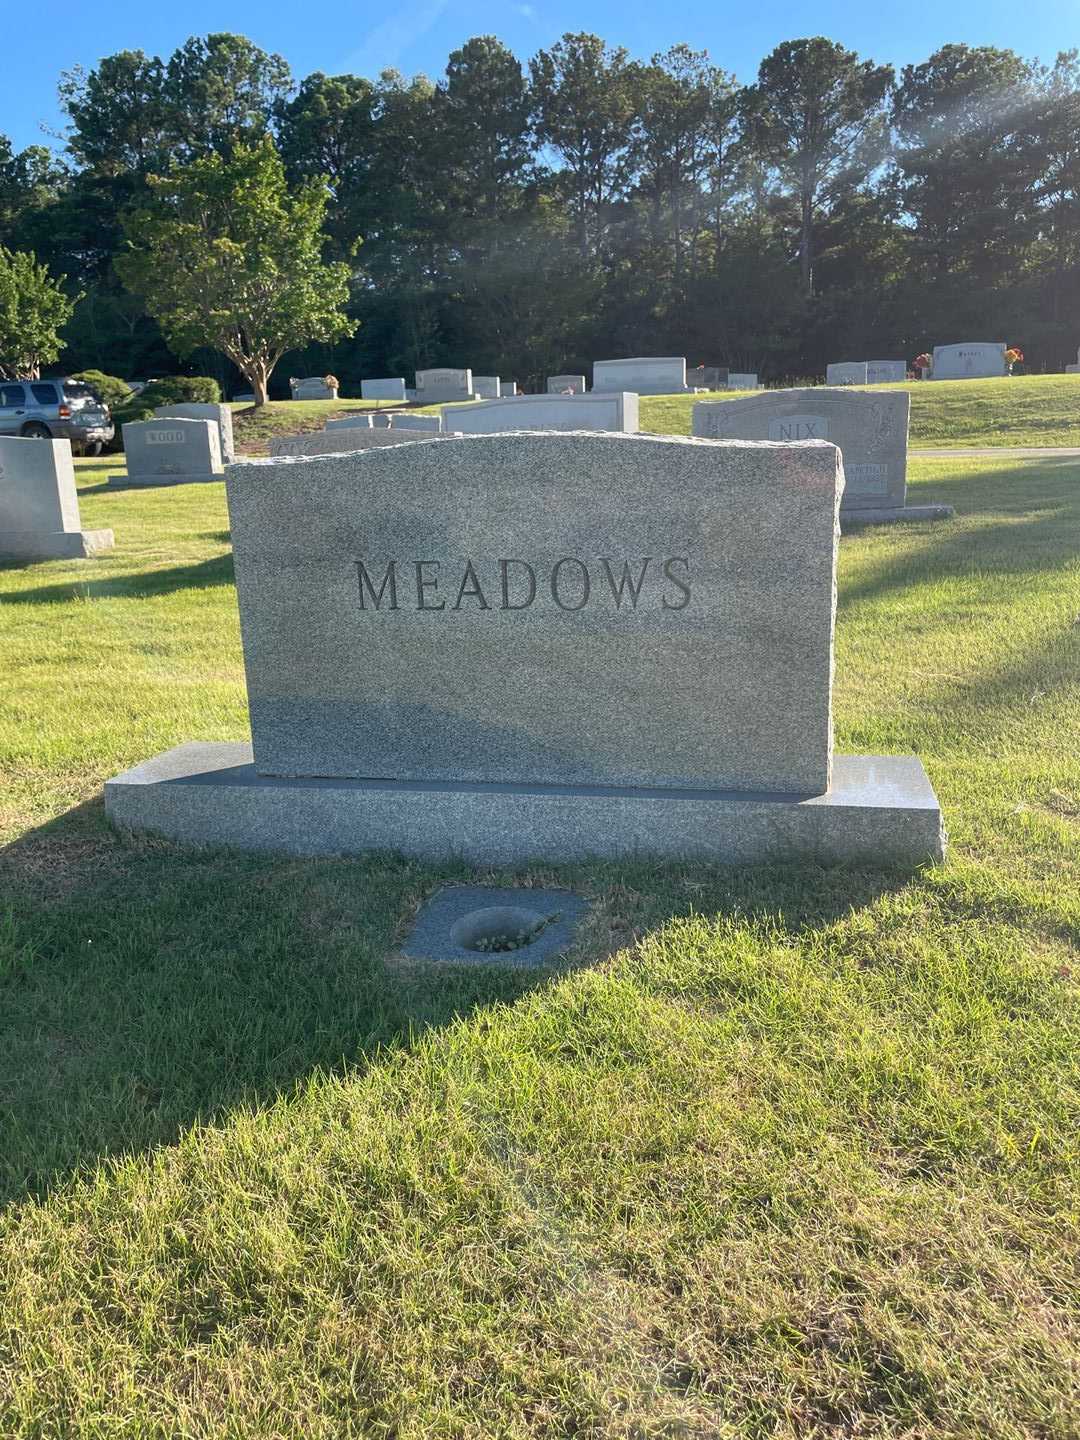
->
xmin=113 ymin=418 xmax=224 ymax=487
xmin=443 ymin=393 xmax=638 ymax=433
xmin=0 ymin=435 xmax=113 ymax=560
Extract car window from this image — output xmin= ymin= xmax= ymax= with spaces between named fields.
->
xmin=31 ymin=383 xmax=58 ymax=405
xmin=62 ymin=382 xmax=97 ymax=402
xmin=0 ymin=384 xmax=25 ymax=407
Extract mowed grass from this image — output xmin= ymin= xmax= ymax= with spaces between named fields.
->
xmin=0 ymin=450 xmax=1078 ymax=1435
xmin=642 ymin=372 xmax=1080 ymax=447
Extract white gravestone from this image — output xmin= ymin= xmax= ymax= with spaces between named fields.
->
xmin=325 ymin=415 xmax=374 ymax=430
xmin=361 ymin=378 xmax=407 ymax=402
xmin=290 ymin=377 xmax=339 ymax=400
xmin=0 ymin=436 xmax=113 ymax=560
xmin=547 ymin=375 xmax=586 ymax=394
xmin=443 ymin=393 xmax=638 ymax=434
xmin=930 ymin=343 xmax=1007 ymax=380
xmin=866 ymin=361 xmax=907 ymax=384
xmin=112 ymin=418 xmax=224 ymax=487
xmin=728 ymin=374 xmax=758 ymax=390
xmin=593 ymin=356 xmax=694 ymax=395
xmin=414 ymin=368 xmax=474 ymax=404
xmin=152 ymin=402 xmax=234 ymax=462
xmin=474 ymin=376 xmax=501 ymax=399
xmin=502 ymin=382 xmax=518 ymax=396
xmin=693 ymin=387 xmax=940 ymax=524
xmin=826 ymin=362 xmax=868 ymax=386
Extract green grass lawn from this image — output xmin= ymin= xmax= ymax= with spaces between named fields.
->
xmin=0 ymin=452 xmax=1078 ymax=1436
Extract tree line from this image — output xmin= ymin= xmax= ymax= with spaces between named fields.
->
xmin=1 ymin=30 xmax=1078 ymax=394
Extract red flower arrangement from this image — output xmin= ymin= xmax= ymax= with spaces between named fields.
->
xmin=913 ymin=352 xmax=932 ymax=372
xmin=1005 ymin=348 xmax=1023 ymax=366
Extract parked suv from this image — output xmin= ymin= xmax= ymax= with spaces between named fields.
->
xmin=0 ymin=377 xmax=115 ymax=455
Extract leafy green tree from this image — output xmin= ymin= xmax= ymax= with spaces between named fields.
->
xmin=530 ymin=33 xmax=640 ymax=257
xmin=0 ymin=247 xmax=78 ymax=379
xmin=277 ymin=73 xmax=379 ymax=258
xmin=438 ymin=37 xmax=535 ymax=226
xmin=742 ymin=38 xmax=893 ymax=294
xmin=117 ymin=140 xmax=354 ymax=404
xmin=892 ymin=45 xmax=1034 ymax=287
xmin=164 ymin=33 xmax=292 ymax=159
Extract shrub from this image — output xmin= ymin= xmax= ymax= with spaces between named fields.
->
xmin=110 ymin=376 xmax=222 ymax=450
xmin=70 ymin=370 xmax=133 ymax=410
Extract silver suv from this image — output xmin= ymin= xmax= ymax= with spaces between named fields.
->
xmin=0 ymin=377 xmax=115 ymax=455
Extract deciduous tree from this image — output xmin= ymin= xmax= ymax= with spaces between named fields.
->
xmin=117 ymin=140 xmax=353 ymax=404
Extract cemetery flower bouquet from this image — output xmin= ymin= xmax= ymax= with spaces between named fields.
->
xmin=1005 ymin=347 xmax=1023 ymax=370
xmin=913 ymin=352 xmax=932 ymax=377
xmin=324 ymin=374 xmax=340 ymax=388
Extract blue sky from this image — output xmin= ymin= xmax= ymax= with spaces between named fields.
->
xmin=3 ymin=0 xmax=1076 ymax=153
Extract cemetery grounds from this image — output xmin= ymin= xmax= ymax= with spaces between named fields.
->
xmin=0 ymin=376 xmax=1077 ymax=1437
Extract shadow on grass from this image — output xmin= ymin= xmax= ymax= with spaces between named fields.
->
xmin=0 ymin=797 xmax=911 ymax=1211
xmin=0 ymin=553 xmax=235 ymax=603
xmin=840 ymin=461 xmax=1080 ymax=609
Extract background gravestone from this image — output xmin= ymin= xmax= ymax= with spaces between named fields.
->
xmin=325 ymin=415 xmax=374 ymax=430
xmin=687 ymin=366 xmax=728 ymax=390
xmin=361 ymin=378 xmax=407 ymax=401
xmin=473 ymin=376 xmax=501 ymax=399
xmin=0 ymin=435 xmax=113 ymax=560
xmin=592 ymin=356 xmax=693 ymax=394
xmin=826 ymin=362 xmax=868 ymax=386
xmin=290 ymin=377 xmax=338 ymax=400
xmin=728 ymin=374 xmax=758 ymax=390
xmin=547 ymin=375 xmax=586 ymax=394
xmin=931 ymin=343 xmax=1007 ymax=380
xmin=443 ymin=393 xmax=638 ymax=433
xmin=113 ymin=418 xmax=223 ymax=487
xmin=414 ymin=368 xmax=474 ymax=404
xmin=693 ymin=387 xmax=910 ymax=515
xmin=866 ymin=360 xmax=908 ymax=384
xmin=152 ymin=402 xmax=234 ymax=462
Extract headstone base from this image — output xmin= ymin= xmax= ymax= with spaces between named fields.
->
xmin=841 ymin=504 xmax=954 ymax=529
xmin=107 ymin=472 xmax=223 ymax=488
xmin=1 ymin=528 xmax=114 ymax=561
xmin=106 ymin=743 xmax=945 ymax=868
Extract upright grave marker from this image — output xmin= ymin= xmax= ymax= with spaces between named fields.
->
xmin=106 ymin=432 xmax=944 ymax=867
xmin=152 ymin=402 xmax=235 ymax=462
xmin=826 ymin=362 xmax=868 ymax=386
xmin=111 ymin=418 xmax=224 ymax=487
xmin=361 ymin=378 xmax=407 ymax=401
xmin=728 ymin=373 xmax=758 ymax=390
xmin=444 ymin=393 xmax=638 ymax=433
xmin=687 ymin=366 xmax=728 ymax=390
xmin=547 ymin=375 xmax=586 ymax=394
xmin=0 ymin=435 xmax=113 ymax=560
xmin=931 ymin=343 xmax=1007 ymax=380
xmin=473 ymin=376 xmax=501 ymax=399
xmin=415 ymin=368 xmax=474 ymax=404
xmin=593 ymin=356 xmax=695 ymax=394
xmin=325 ymin=415 xmax=374 ymax=430
xmin=866 ymin=360 xmax=907 ymax=384
xmin=290 ymin=376 xmax=338 ymax=400
xmin=692 ymin=386 xmax=951 ymax=525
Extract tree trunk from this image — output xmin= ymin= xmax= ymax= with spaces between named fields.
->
xmin=800 ymin=190 xmax=813 ymax=295
xmin=243 ymin=360 xmax=271 ymax=407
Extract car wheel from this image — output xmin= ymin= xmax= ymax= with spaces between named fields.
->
xmin=20 ymin=422 xmax=51 ymax=439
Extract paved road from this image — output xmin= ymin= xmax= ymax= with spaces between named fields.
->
xmin=913 ymin=446 xmax=1080 ymax=459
